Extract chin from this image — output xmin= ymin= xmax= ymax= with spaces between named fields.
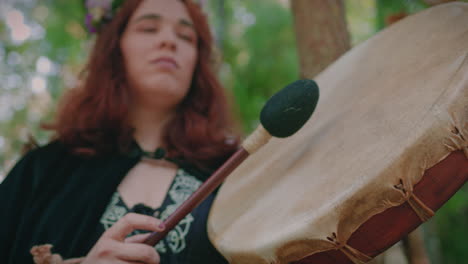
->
xmin=136 ymin=83 xmax=188 ymax=106
xmin=150 ymin=74 xmax=188 ymax=90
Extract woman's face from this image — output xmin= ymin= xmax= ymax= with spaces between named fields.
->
xmin=121 ymin=0 xmax=198 ymax=109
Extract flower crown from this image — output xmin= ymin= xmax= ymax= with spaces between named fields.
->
xmin=85 ymin=0 xmax=124 ymax=33
xmin=84 ymin=0 xmax=205 ymax=34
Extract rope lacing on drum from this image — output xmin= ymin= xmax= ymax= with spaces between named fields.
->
xmin=326 ymin=232 xmax=372 ymax=264
xmin=393 ymin=179 xmax=434 ymax=222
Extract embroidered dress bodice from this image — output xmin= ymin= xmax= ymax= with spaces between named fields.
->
xmin=100 ymin=167 xmax=202 ymax=255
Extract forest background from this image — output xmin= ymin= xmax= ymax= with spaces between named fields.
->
xmin=0 ymin=0 xmax=466 ymax=263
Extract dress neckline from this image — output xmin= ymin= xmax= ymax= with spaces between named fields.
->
xmin=117 ymin=167 xmax=181 ymax=214
xmin=127 ymin=140 xmax=166 ymax=160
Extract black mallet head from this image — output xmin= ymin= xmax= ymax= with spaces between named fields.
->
xmin=260 ymin=79 xmax=319 ymax=138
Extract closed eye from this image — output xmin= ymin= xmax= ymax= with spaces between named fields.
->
xmin=178 ymin=33 xmax=195 ymax=43
xmin=138 ymin=26 xmax=159 ymax=33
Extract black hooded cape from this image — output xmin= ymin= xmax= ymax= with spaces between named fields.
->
xmin=0 ymin=141 xmax=227 ymax=263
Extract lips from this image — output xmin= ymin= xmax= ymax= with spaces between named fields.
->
xmin=151 ymin=56 xmax=179 ymax=69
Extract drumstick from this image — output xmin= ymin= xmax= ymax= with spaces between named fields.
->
xmin=144 ymin=79 xmax=320 ymax=246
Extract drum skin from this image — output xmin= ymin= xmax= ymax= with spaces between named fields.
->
xmin=208 ymin=3 xmax=468 ymax=264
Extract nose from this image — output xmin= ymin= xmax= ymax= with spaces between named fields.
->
xmin=156 ymin=27 xmax=177 ymax=51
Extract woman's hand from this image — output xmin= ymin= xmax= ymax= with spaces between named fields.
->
xmin=82 ymin=213 xmax=165 ymax=264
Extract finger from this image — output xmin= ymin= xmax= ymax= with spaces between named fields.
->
xmin=103 ymin=213 xmax=165 ymax=241
xmin=115 ymin=243 xmax=160 ymax=264
xmin=125 ymin=233 xmax=152 ymax=243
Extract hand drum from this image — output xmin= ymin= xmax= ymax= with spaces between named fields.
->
xmin=208 ymin=3 xmax=468 ymax=264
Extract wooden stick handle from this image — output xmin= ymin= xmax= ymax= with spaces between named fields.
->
xmin=144 ymin=148 xmax=249 ymax=246
xmin=144 ymin=124 xmax=272 ymax=246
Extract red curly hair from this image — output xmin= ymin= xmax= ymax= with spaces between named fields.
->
xmin=46 ymin=0 xmax=240 ymax=171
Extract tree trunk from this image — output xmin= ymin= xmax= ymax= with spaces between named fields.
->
xmin=291 ymin=0 xmax=351 ymax=79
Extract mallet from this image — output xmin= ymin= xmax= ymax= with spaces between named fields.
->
xmin=144 ymin=79 xmax=320 ymax=246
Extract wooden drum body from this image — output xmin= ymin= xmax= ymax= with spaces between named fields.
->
xmin=208 ymin=3 xmax=468 ymax=264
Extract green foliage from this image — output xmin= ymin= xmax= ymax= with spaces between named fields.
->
xmin=376 ymin=0 xmax=428 ymax=30
xmin=219 ymin=1 xmax=299 ymax=132
xmin=431 ymin=186 xmax=468 ymax=264
xmin=0 ymin=0 xmax=87 ymax=178
xmin=345 ymin=0 xmax=376 ymax=45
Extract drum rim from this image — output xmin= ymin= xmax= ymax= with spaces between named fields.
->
xmin=290 ymin=150 xmax=467 ymax=264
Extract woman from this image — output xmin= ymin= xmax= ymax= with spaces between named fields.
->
xmin=0 ymin=0 xmax=239 ymax=263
